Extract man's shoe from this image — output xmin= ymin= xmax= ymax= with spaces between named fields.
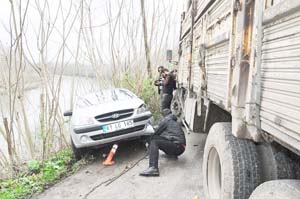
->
xmin=139 ymin=167 xmax=159 ymax=177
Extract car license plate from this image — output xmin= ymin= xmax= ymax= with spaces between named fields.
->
xmin=102 ymin=120 xmax=134 ymax=133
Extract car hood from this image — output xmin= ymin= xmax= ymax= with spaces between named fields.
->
xmin=73 ymin=98 xmax=144 ymax=118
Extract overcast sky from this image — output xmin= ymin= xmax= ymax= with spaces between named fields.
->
xmin=0 ymin=0 xmax=186 ymax=69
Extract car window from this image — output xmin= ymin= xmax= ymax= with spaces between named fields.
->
xmin=75 ymin=89 xmax=137 ymax=108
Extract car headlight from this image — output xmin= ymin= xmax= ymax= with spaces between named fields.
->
xmin=137 ymin=104 xmax=148 ymax=114
xmin=73 ymin=116 xmax=95 ymax=128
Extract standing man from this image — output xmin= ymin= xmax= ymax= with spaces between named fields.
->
xmin=154 ymin=66 xmax=164 ymax=112
xmin=161 ymin=68 xmax=176 ymax=110
xmin=154 ymin=66 xmax=164 ymax=95
xmin=171 ymin=69 xmax=178 ymax=81
xmin=139 ymin=109 xmax=186 ymax=177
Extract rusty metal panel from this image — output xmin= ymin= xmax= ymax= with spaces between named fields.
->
xmin=205 ymin=41 xmax=229 ymax=107
xmin=204 ymin=0 xmax=232 ymax=107
xmin=192 ymin=19 xmax=204 ymax=92
xmin=206 ymin=0 xmax=231 ymax=31
xmin=178 ymin=34 xmax=191 ymax=87
xmin=266 ymin=0 xmax=284 ymax=8
xmin=192 ymin=49 xmax=201 ymax=92
xmin=182 ymin=6 xmax=192 ymax=37
xmin=196 ymin=0 xmax=213 ymax=19
xmin=260 ymin=5 xmax=300 ymax=152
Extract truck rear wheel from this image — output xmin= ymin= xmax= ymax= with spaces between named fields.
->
xmin=257 ymin=143 xmax=297 ymax=181
xmin=249 ymin=180 xmax=300 ymax=199
xmin=203 ymin=123 xmax=261 ymax=199
xmin=171 ymin=89 xmax=183 ymax=118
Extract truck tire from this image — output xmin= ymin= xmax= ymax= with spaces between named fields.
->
xmin=257 ymin=143 xmax=297 ymax=181
xmin=171 ymin=89 xmax=185 ymax=127
xmin=249 ymin=180 xmax=300 ymax=199
xmin=203 ymin=122 xmax=261 ymax=199
xmin=171 ymin=90 xmax=183 ymax=118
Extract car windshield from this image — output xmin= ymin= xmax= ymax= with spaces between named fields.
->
xmin=76 ymin=89 xmax=137 ymax=109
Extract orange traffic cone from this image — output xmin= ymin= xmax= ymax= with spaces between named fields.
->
xmin=102 ymin=144 xmax=118 ymax=166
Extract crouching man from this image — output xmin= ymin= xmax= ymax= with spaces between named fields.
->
xmin=139 ymin=109 xmax=186 ymax=177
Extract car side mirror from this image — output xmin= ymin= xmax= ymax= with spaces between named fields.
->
xmin=64 ymin=110 xmax=73 ymax=117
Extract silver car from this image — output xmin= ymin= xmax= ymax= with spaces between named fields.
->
xmin=64 ymin=88 xmax=154 ymax=158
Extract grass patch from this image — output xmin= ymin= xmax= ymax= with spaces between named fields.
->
xmin=0 ymin=149 xmax=91 ymax=199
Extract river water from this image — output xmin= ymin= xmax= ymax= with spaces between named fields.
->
xmin=0 ymin=75 xmax=106 ymax=164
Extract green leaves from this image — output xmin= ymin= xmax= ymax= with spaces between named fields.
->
xmin=28 ymin=160 xmax=41 ymax=173
xmin=0 ymin=149 xmax=87 ymax=199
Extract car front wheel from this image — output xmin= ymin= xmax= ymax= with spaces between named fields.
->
xmin=71 ymin=138 xmax=87 ymax=160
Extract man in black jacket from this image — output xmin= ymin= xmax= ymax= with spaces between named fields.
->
xmin=139 ymin=109 xmax=186 ymax=177
xmin=161 ymin=68 xmax=176 ymax=110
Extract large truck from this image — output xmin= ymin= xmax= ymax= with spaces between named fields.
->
xmin=172 ymin=0 xmax=300 ymax=198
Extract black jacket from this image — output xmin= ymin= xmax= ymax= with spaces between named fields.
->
xmin=155 ymin=114 xmax=186 ymax=145
xmin=163 ymin=73 xmax=176 ymax=95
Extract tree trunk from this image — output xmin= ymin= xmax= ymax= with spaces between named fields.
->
xmin=3 ymin=117 xmax=14 ymax=175
xmin=140 ymin=0 xmax=152 ymax=78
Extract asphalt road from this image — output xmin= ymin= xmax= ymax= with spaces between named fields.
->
xmin=38 ymin=131 xmax=207 ymax=199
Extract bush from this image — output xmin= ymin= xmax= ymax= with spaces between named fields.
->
xmin=27 ymin=160 xmax=41 ymax=174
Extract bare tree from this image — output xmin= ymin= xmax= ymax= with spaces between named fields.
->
xmin=140 ymin=0 xmax=152 ymax=78
xmin=0 ymin=0 xmax=183 ymax=178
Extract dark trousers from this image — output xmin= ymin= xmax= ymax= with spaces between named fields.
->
xmin=160 ymin=93 xmax=163 ymax=112
xmin=149 ymin=135 xmax=185 ymax=168
xmin=162 ymin=93 xmax=173 ymax=111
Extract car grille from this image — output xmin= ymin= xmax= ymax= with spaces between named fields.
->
xmin=90 ymin=125 xmax=146 ymax=141
xmin=95 ymin=109 xmax=134 ymax=122
xmin=133 ymin=115 xmax=152 ymax=123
